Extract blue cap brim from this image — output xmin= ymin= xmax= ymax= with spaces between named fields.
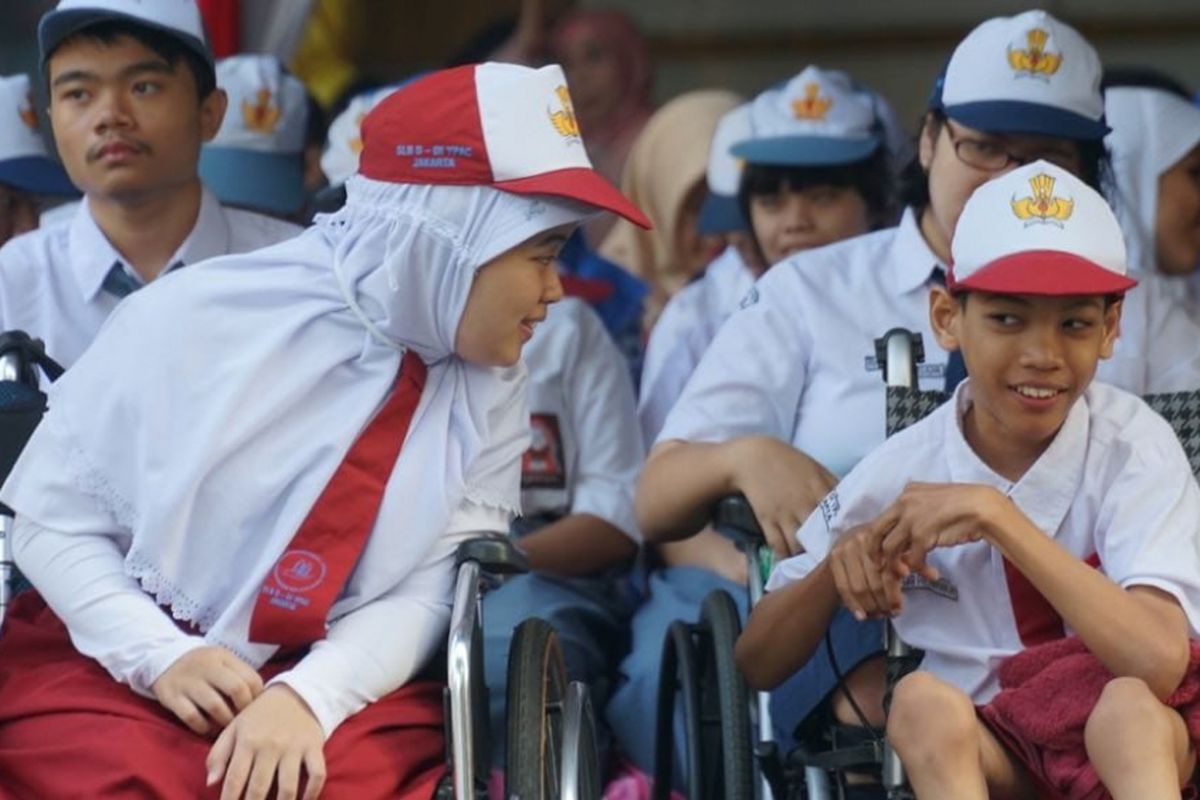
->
xmin=730 ymin=135 xmax=881 ymax=167
xmin=39 ymin=9 xmax=213 ymax=70
xmin=697 ymin=192 xmax=746 ymax=235
xmin=941 ymin=101 xmax=1110 ymax=141
xmin=0 ymin=155 xmax=79 ymax=196
xmin=199 ymin=148 xmax=304 ymax=216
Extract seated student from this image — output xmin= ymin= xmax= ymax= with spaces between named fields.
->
xmin=741 ymin=160 xmax=1200 ymax=800
xmin=1104 ymin=73 xmax=1200 ymax=302
xmin=0 ymin=0 xmax=299 ymax=369
xmin=0 ymin=63 xmax=648 ymax=800
xmin=608 ymin=64 xmax=900 ymax=785
xmin=0 ymin=73 xmax=79 ymax=244
xmin=482 ymin=295 xmax=644 ymax=773
xmin=199 ymin=54 xmax=311 ymax=223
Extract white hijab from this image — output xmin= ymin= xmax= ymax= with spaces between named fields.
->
xmin=1105 ymin=87 xmax=1200 ymax=275
xmin=1 ymin=176 xmax=592 ymax=665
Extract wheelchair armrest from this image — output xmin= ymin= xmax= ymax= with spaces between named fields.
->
xmin=712 ymin=493 xmax=765 ymax=545
xmin=454 ymin=536 xmax=529 ymax=576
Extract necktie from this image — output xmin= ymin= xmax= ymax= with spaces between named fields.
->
xmin=930 ymin=266 xmax=968 ymax=393
xmin=249 ymin=350 xmax=428 ymax=646
xmin=101 ymin=263 xmax=143 ymax=299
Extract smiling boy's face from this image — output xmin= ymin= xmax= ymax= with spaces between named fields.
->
xmin=930 ymin=286 xmax=1121 ymax=472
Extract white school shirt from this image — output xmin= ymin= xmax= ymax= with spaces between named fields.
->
xmin=656 ymin=208 xmax=1200 ymax=479
xmin=0 ymin=188 xmax=300 ymax=368
xmin=520 ymin=297 xmax=643 ymax=541
xmin=767 ymin=381 xmax=1200 ymax=703
xmin=638 ymin=245 xmax=756 ymax=444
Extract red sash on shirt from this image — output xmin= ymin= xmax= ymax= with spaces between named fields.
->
xmin=1004 ymin=552 xmax=1103 ymax=647
xmin=249 ymin=351 xmax=428 ymax=646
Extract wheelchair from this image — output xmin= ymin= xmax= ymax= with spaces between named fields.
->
xmin=0 ymin=330 xmax=601 ymax=800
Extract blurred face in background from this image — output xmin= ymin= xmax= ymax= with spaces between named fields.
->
xmin=1155 ymin=144 xmax=1200 ymax=275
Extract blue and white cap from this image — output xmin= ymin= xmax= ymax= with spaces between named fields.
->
xmin=730 ymin=66 xmax=883 ymax=167
xmin=199 ymin=55 xmax=309 ymax=216
xmin=0 ymin=74 xmax=76 ymax=196
xmin=931 ymin=10 xmax=1106 ymax=140
xmin=697 ymin=101 xmax=752 ymax=234
xmin=40 ymin=0 xmax=213 ymax=70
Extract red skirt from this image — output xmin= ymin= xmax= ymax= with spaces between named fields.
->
xmin=0 ymin=593 xmax=447 ymax=800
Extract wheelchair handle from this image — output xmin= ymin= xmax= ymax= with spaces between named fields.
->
xmin=712 ymin=493 xmax=764 ymax=544
xmin=874 ymin=328 xmax=923 ymax=390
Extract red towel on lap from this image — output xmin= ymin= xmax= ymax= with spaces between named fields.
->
xmin=979 ymin=636 xmax=1200 ymax=800
xmin=0 ymin=593 xmax=446 ymax=800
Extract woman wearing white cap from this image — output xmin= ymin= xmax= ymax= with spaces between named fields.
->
xmin=636 ymin=9 xmax=1200 ymax=789
xmin=0 ymin=63 xmax=647 ymax=800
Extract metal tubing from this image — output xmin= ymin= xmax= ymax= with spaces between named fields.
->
xmin=447 ymin=560 xmax=481 ymax=800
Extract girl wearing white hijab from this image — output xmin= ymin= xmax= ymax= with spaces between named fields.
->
xmin=1105 ymin=77 xmax=1200 ymax=302
xmin=0 ymin=63 xmax=647 ymax=800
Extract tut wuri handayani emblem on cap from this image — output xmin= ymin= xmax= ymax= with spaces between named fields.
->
xmin=1012 ymin=173 xmax=1074 ymax=225
xmin=791 ymin=82 xmax=833 ymax=121
xmin=549 ymin=85 xmax=582 ymax=142
xmin=242 ymin=88 xmax=282 ymax=134
xmin=1007 ymin=28 xmax=1063 ymax=79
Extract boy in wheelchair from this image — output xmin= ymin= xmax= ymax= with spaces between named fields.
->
xmin=739 ymin=162 xmax=1200 ymax=800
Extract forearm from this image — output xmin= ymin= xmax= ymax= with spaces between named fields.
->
xmin=736 ymin=560 xmax=841 ymax=690
xmin=636 ymin=440 xmax=741 ymax=542
xmin=517 ymin=513 xmax=636 ymax=576
xmin=990 ymin=513 xmax=1190 ymax=698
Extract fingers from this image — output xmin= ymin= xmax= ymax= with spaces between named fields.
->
xmin=164 ymin=694 xmax=211 ymax=736
xmin=212 ymin=666 xmax=261 ymax=713
xmin=222 ymin=656 xmax=266 ymax=700
xmin=188 ymin=683 xmax=237 ymax=729
xmin=219 ymin=735 xmax=255 ymax=800
xmin=301 ymin=749 xmax=327 ymax=800
xmin=276 ymin=753 xmax=302 ymax=800
xmin=244 ymin=748 xmax=280 ymax=800
xmin=207 ymin=726 xmax=236 ymax=788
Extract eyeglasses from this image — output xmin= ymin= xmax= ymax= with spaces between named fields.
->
xmin=943 ymin=122 xmax=1080 ymax=173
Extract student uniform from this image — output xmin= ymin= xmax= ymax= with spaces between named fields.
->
xmin=483 ymin=296 xmax=644 ymax=762
xmin=767 ymin=380 xmax=1200 ymax=703
xmin=0 ymin=189 xmax=299 ymax=367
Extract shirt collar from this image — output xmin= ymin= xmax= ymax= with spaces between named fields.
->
xmin=944 ymin=380 xmax=1089 ymax=538
xmin=70 ymin=187 xmax=234 ymax=302
xmin=890 ymin=206 xmax=946 ymax=295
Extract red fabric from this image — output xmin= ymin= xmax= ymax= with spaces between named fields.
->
xmin=250 ymin=352 xmax=427 ymax=646
xmin=197 ymin=0 xmax=240 ymax=58
xmin=979 ymin=635 xmax=1200 ymax=800
xmin=0 ymin=593 xmax=446 ymax=800
xmin=1006 ymin=553 xmax=1102 ymax=647
xmin=559 ymin=273 xmax=615 ymax=304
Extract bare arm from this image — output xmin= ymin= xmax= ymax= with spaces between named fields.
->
xmin=517 ymin=513 xmax=636 ymax=577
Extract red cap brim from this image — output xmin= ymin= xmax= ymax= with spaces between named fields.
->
xmin=496 ymin=167 xmax=652 ymax=229
xmin=948 ymin=250 xmax=1137 ymax=296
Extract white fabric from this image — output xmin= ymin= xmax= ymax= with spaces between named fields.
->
xmin=1105 ymin=87 xmax=1200 ymax=275
xmin=767 ymin=381 xmax=1200 ymax=703
xmin=940 ymin=10 xmax=1103 ymax=122
xmin=741 ymin=65 xmax=879 ymax=144
xmin=475 ymin=63 xmax=592 ymax=182
xmin=519 ymin=297 xmax=643 ymax=541
xmin=952 ymin=160 xmax=1127 ymax=282
xmin=320 ymin=84 xmax=399 ymax=187
xmin=656 ymin=209 xmax=1200 ymax=478
xmin=1 ymin=177 xmax=592 ymax=734
xmin=639 ymin=245 xmax=756 ymax=444
xmin=0 ymin=74 xmax=52 ymax=160
xmin=0 ymin=188 xmax=299 ymax=368
xmin=211 ymin=54 xmax=308 ymax=153
xmin=706 ymin=103 xmax=753 ymax=197
xmin=49 ymin=0 xmax=207 ymax=43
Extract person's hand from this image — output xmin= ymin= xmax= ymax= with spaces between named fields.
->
xmin=729 ymin=436 xmax=838 ymax=559
xmin=873 ymin=482 xmax=1010 ymax=580
xmin=207 ymin=685 xmax=327 ymax=800
xmin=828 ymin=523 xmax=902 ymax=621
xmin=151 ymin=646 xmax=264 ymax=735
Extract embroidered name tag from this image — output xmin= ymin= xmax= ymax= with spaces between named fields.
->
xmin=864 ymin=355 xmax=945 ymax=379
xmin=902 ymin=573 xmax=959 ymax=601
xmin=819 ymin=490 xmax=840 ymax=530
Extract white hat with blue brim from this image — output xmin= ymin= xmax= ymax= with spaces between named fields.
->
xmin=0 ymin=74 xmax=77 ymax=196
xmin=39 ymin=0 xmax=213 ymax=71
xmin=199 ymin=55 xmax=309 ymax=216
xmin=697 ymin=101 xmax=752 ymax=234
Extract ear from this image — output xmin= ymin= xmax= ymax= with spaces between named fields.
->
xmin=198 ymin=88 xmax=228 ymax=143
xmin=918 ymin=113 xmax=939 ymax=172
xmin=1098 ymin=298 xmax=1122 ymax=360
xmin=928 ymin=285 xmax=963 ymax=354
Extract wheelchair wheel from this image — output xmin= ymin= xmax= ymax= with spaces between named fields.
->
xmin=654 ymin=621 xmax=703 ymax=800
xmin=560 ymin=682 xmax=603 ymax=800
xmin=696 ymin=590 xmax=755 ymax=800
xmin=506 ymin=617 xmax=569 ymax=800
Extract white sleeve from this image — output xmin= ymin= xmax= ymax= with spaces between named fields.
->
xmin=1101 ymin=275 xmax=1200 ymax=393
xmin=10 ymin=514 xmax=207 ymax=695
xmin=638 ymin=292 xmax=705 ymax=445
xmin=656 ymin=269 xmax=812 ymax=447
xmin=565 ymin=305 xmax=644 ymax=541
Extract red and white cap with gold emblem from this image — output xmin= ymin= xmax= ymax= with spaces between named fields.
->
xmin=358 ymin=62 xmax=651 ymax=228
xmin=948 ymin=160 xmax=1136 ymax=296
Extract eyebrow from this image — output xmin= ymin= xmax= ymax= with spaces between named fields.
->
xmin=534 ymin=233 xmax=570 ymax=248
xmin=52 ymin=59 xmax=174 ymax=89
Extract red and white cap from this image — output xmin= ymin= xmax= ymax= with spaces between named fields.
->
xmin=949 ymin=160 xmax=1135 ymax=296
xmin=359 ymin=63 xmax=650 ymax=229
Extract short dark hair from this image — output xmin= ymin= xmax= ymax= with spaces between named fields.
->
xmin=736 ymin=145 xmax=896 ymax=231
xmin=46 ymin=19 xmax=217 ymax=101
xmin=899 ymin=110 xmax=1111 ymax=211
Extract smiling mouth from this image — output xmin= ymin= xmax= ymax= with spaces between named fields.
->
xmin=1011 ymin=384 xmax=1066 ymax=400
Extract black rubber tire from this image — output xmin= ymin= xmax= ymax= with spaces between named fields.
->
xmin=697 ymin=590 xmax=755 ymax=800
xmin=653 ymin=621 xmax=703 ymax=800
xmin=506 ymin=618 xmax=569 ymax=800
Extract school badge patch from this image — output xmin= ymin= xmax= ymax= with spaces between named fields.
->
xmin=1011 ymin=173 xmax=1074 ymax=226
xmin=1007 ymin=28 xmax=1063 ymax=80
xmin=18 ymin=91 xmax=37 ymax=132
xmin=522 ymin=413 xmax=567 ymax=489
xmin=548 ymin=86 xmax=582 ymax=143
xmin=242 ymin=87 xmax=282 ymax=134
xmin=791 ymin=82 xmax=833 ymax=121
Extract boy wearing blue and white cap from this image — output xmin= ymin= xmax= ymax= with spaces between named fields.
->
xmin=0 ymin=0 xmax=299 ymax=369
xmin=743 ymin=161 xmax=1200 ymax=799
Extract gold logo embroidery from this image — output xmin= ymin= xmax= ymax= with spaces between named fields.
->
xmin=1012 ymin=173 xmax=1074 ymax=224
xmin=241 ymin=88 xmax=282 ymax=134
xmin=791 ymin=82 xmax=833 ymax=121
xmin=1007 ymin=28 xmax=1063 ymax=78
xmin=349 ymin=112 xmax=366 ymax=155
xmin=548 ymin=85 xmax=581 ymax=140
xmin=19 ymin=91 xmax=37 ymax=132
